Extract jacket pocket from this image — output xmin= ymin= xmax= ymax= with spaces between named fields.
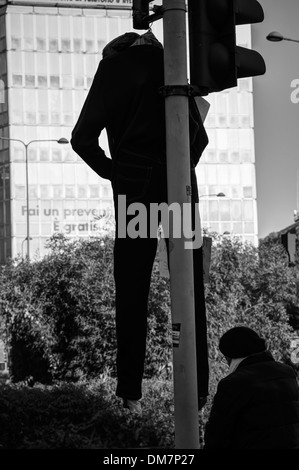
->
xmin=113 ymin=161 xmax=152 ymax=204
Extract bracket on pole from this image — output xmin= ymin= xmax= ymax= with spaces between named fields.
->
xmin=159 ymin=84 xmax=208 ymax=97
xmin=148 ymin=5 xmax=164 ymax=23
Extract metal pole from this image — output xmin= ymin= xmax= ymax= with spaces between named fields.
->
xmin=163 ymin=0 xmax=199 ymax=449
xmin=297 ymin=168 xmax=299 ymax=214
xmin=25 ymin=143 xmax=30 ymax=260
xmin=283 ymin=37 xmax=299 ymax=43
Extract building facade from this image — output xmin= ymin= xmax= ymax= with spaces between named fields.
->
xmin=0 ymin=0 xmax=258 ymax=264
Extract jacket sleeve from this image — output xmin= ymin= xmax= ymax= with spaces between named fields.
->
xmin=71 ymin=60 xmax=113 ymax=181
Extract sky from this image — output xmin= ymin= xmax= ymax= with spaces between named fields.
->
xmin=252 ymin=0 xmax=299 ymax=239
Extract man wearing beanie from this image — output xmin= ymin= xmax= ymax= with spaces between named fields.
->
xmin=204 ymin=326 xmax=299 ymax=449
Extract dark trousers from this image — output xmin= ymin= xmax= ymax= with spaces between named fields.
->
xmin=112 ymin=156 xmax=209 ymax=402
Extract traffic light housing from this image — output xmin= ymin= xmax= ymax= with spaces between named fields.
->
xmin=188 ymin=0 xmax=266 ymax=95
xmin=132 ymin=0 xmax=150 ymax=30
xmin=132 ymin=1 xmax=163 ymax=30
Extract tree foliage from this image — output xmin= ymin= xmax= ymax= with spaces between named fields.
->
xmin=203 ymin=231 xmax=298 ymax=404
xmin=0 ymin=231 xmax=297 ymax=392
xmin=0 ymin=233 xmax=171 ymax=383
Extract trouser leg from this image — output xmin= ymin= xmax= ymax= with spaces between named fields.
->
xmin=192 ymin=244 xmax=209 ymax=399
xmin=114 ymin=235 xmax=158 ymax=400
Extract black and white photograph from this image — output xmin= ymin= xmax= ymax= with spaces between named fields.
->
xmin=0 ymin=0 xmax=298 ymax=457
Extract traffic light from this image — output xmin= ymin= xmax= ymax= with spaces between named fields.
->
xmin=132 ymin=1 xmax=163 ymax=30
xmin=188 ymin=0 xmax=266 ymax=95
xmin=132 ymin=0 xmax=150 ymax=30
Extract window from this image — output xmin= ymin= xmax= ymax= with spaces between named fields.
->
xmin=75 ymin=76 xmax=84 ymax=88
xmin=61 ymin=39 xmax=71 ymax=53
xmin=219 ymin=200 xmax=231 ymax=221
xmin=11 ymin=37 xmax=21 ymax=50
xmin=244 ymin=222 xmax=254 ymax=234
xmin=23 ymin=14 xmax=34 ymax=50
xmin=217 ymin=165 xmax=229 ymax=185
xmin=40 ymin=185 xmax=50 ymax=198
xmin=85 ymin=55 xmax=97 ymax=76
xmin=231 ymin=186 xmax=241 ymax=198
xmin=90 ymin=185 xmax=99 ymax=198
xmin=243 ymin=200 xmax=253 ymax=221
xmin=208 ymin=200 xmax=219 ymax=221
xmin=49 ymin=90 xmax=61 ymax=124
xmin=206 ymin=165 xmax=217 ymax=185
xmin=231 ymin=200 xmax=242 ymax=221
xmin=219 ymin=151 xmax=228 ymax=163
xmin=230 ymin=165 xmax=240 ymax=185
xmin=13 ymin=147 xmax=24 ymax=162
xmin=243 ymin=186 xmax=253 ymax=198
xmin=41 ymin=223 xmax=52 ymax=236
xmin=86 ymin=40 xmax=94 ymax=53
xmin=12 ymin=75 xmax=22 ymax=86
xmin=74 ymin=55 xmax=84 ymax=88
xmin=36 ymin=52 xmax=47 ymax=76
xmin=60 ymin=15 xmax=71 ymax=51
xmin=73 ymin=39 xmax=82 ymax=52
xmin=53 ymin=185 xmax=63 ymax=198
xmin=24 ymin=52 xmax=35 ymax=79
xmin=78 ymin=186 xmax=87 ymax=198
xmin=25 ymin=75 xmax=35 ymax=87
xmin=24 ymin=89 xmax=36 ymax=124
xmin=38 ymin=76 xmax=47 ymax=88
xmin=238 ymin=78 xmax=252 ymax=92
xmin=37 ymin=90 xmax=49 ymax=125
xmin=50 ymin=76 xmax=60 ymax=88
xmin=102 ymin=186 xmax=110 ymax=197
xmin=64 ymin=150 xmax=75 ymax=162
xmin=61 ymin=54 xmax=72 ymax=88
xmin=11 ymin=51 xmax=23 ymax=76
xmin=221 ymin=222 xmax=231 ymax=234
xmin=232 ymin=222 xmax=243 ymax=233
xmin=96 ymin=16 xmax=107 ymax=49
xmin=52 ymin=149 xmax=62 ymax=162
xmin=216 ymin=129 xmax=228 ymax=150
xmin=29 ymin=185 xmax=38 ymax=199
xmin=85 ymin=17 xmax=95 ymax=52
xmin=49 ymin=39 xmax=59 ymax=52
xmin=230 ymin=151 xmax=240 ymax=164
xmin=65 ymin=186 xmax=75 ymax=198
xmin=40 ymin=148 xmax=49 ymax=161
xmin=37 ymin=38 xmax=46 ymax=51
xmin=73 ymin=17 xmax=83 ymax=52
xmin=28 ymin=149 xmax=37 ymax=162
xmin=10 ymin=13 xmax=22 ymax=50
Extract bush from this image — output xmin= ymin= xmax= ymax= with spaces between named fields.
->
xmin=0 ymin=234 xmax=171 ymax=384
xmin=0 ymin=375 xmax=174 ymax=449
xmin=0 ymin=231 xmax=298 ymax=448
xmin=0 ymin=232 xmax=297 ymax=393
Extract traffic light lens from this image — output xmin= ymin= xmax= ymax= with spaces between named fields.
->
xmin=209 ymin=43 xmax=232 ymax=78
xmin=207 ymin=0 xmax=230 ymax=27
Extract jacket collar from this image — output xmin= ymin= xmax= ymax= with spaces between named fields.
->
xmin=237 ymin=350 xmax=274 ymax=369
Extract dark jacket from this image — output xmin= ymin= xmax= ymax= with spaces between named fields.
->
xmin=71 ymin=45 xmax=208 ymax=182
xmin=204 ymin=351 xmax=299 ymax=449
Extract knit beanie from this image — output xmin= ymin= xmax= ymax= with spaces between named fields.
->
xmin=219 ymin=326 xmax=266 ymax=359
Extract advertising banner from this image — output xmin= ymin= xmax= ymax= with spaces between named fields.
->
xmin=14 ymin=199 xmax=114 ymax=238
